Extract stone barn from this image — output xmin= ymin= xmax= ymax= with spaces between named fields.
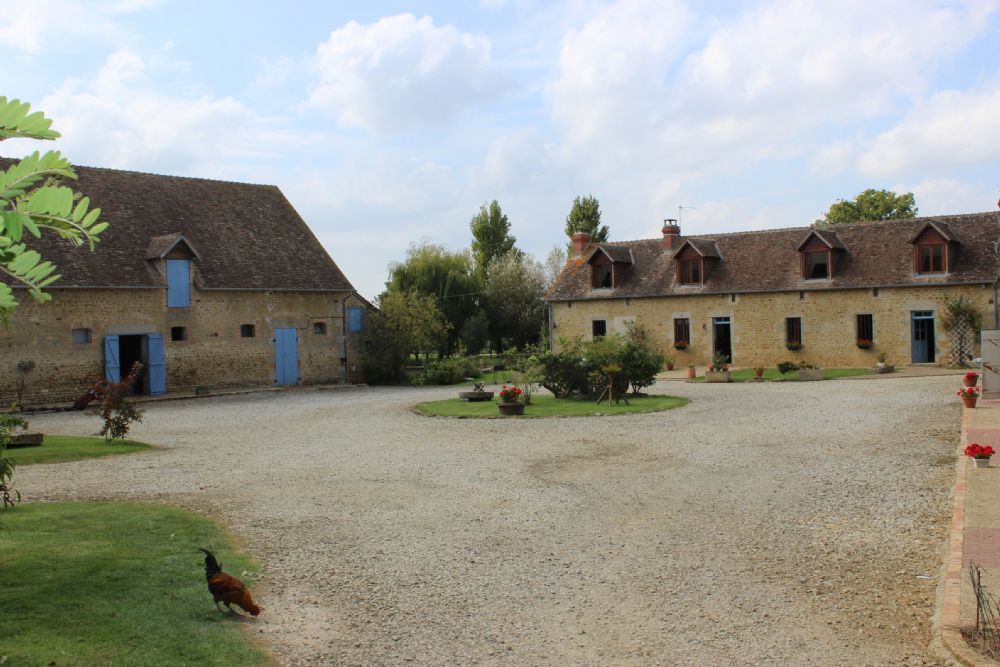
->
xmin=0 ymin=164 xmax=369 ymax=406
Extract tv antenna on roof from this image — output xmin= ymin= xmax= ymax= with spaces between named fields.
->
xmin=678 ymin=205 xmax=695 ymax=226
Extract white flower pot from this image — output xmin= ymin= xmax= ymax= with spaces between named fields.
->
xmin=973 ymin=457 xmax=992 ymax=468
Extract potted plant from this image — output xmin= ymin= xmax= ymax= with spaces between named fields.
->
xmin=665 ymin=355 xmax=675 ymax=371
xmin=870 ymin=352 xmax=894 ymax=374
xmin=705 ymin=353 xmax=732 ymax=383
xmin=497 ymin=384 xmax=525 ymax=416
xmin=965 ymin=443 xmax=995 ymax=468
xmin=964 ymin=371 xmax=980 ymax=388
xmin=958 ymin=386 xmax=980 ymax=408
xmin=674 ymin=340 xmax=689 ymax=350
xmin=856 ymin=338 xmax=872 ymax=350
xmin=686 ymin=363 xmax=696 ymax=379
xmin=753 ymin=367 xmax=765 ymax=380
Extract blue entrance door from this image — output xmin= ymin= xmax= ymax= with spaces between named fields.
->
xmin=911 ymin=311 xmax=935 ymax=363
xmin=274 ymin=328 xmax=299 ymax=385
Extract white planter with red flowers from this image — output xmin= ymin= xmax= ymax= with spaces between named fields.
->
xmin=966 ymin=443 xmax=995 ymax=468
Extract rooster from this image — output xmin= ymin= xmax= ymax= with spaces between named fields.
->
xmin=198 ymin=548 xmax=261 ymax=617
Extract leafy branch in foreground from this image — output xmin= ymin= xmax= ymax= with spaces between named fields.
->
xmin=0 ymin=97 xmax=109 ymax=318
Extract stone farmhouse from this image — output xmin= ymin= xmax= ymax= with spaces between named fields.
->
xmin=545 ymin=212 xmax=1000 ymax=368
xmin=0 ymin=164 xmax=370 ymax=406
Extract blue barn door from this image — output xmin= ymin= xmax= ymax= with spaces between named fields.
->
xmin=147 ymin=333 xmax=166 ymax=395
xmin=104 ymin=335 xmax=120 ymax=383
xmin=274 ymin=328 xmax=299 ymax=385
xmin=911 ymin=311 xmax=935 ymax=363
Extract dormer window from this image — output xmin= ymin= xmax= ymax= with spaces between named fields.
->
xmin=679 ymin=258 xmax=701 ymax=284
xmin=146 ymin=234 xmax=201 ymax=309
xmin=918 ymin=243 xmax=944 ymax=273
xmin=910 ymin=221 xmax=959 ymax=275
xmin=797 ymin=230 xmax=842 ymax=280
xmin=593 ymin=263 xmax=612 ymax=288
xmin=805 ymin=251 xmax=829 ymax=279
xmin=587 ymin=245 xmax=633 ymax=290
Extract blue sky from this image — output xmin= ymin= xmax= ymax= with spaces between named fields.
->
xmin=2 ymin=0 xmax=999 ymax=300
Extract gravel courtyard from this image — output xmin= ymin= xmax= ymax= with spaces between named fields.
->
xmin=23 ymin=376 xmax=959 ymax=666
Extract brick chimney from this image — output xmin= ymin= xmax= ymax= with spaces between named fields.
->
xmin=571 ymin=231 xmax=592 ymax=258
xmin=661 ymin=219 xmax=681 ymax=249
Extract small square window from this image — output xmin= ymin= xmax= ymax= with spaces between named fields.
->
xmin=240 ymin=324 xmax=255 ymax=338
xmin=592 ymin=264 xmax=612 ymax=288
xmin=313 ymin=322 xmax=327 ymax=335
xmin=805 ymin=251 xmax=829 ymax=279
xmin=592 ymin=320 xmax=607 ymax=338
xmin=918 ymin=244 xmax=944 ymax=273
xmin=171 ymin=326 xmax=187 ymax=341
xmin=679 ymin=259 xmax=701 ymax=284
xmin=71 ymin=328 xmax=92 ymax=344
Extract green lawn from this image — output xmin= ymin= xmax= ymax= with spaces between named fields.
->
xmin=8 ymin=434 xmax=151 ymax=465
xmin=0 ymin=501 xmax=274 ymax=667
xmin=416 ymin=393 xmax=689 ymax=418
xmin=689 ymin=367 xmax=870 ymax=382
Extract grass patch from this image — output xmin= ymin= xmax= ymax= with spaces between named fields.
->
xmin=0 ymin=501 xmax=273 ymax=667
xmin=689 ymin=367 xmax=869 ymax=382
xmin=8 ymin=434 xmax=151 ymax=466
xmin=416 ymin=393 xmax=688 ymax=418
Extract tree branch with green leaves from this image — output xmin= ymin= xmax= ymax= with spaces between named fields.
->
xmin=0 ymin=97 xmax=109 ymax=319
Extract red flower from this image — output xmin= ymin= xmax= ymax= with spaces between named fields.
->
xmin=966 ymin=371 xmax=980 ymax=380
xmin=966 ymin=443 xmax=994 ymax=459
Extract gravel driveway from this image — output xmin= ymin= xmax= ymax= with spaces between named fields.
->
xmin=22 ymin=376 xmax=959 ymax=666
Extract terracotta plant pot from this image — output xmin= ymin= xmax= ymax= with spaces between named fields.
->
xmin=754 ymin=369 xmax=764 ymax=379
xmin=964 ymin=376 xmax=979 ymax=388
xmin=687 ymin=367 xmax=696 ymax=379
xmin=963 ymin=395 xmax=979 ymax=409
xmin=667 ymin=363 xmax=675 ymax=371
xmin=497 ymin=402 xmax=525 ymax=416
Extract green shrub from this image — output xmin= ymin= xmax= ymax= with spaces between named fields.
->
xmin=541 ymin=327 xmax=664 ymax=399
xmin=420 ymin=357 xmax=467 ymax=385
xmin=776 ymin=361 xmax=799 ymax=375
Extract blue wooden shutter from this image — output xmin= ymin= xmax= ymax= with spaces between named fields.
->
xmin=166 ymin=259 xmax=190 ymax=307
xmin=147 ymin=334 xmax=166 ymax=395
xmin=104 ymin=335 xmax=120 ymax=383
xmin=348 ymin=306 xmax=363 ymax=332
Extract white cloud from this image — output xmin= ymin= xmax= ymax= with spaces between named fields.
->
xmin=907 ymin=178 xmax=999 ymax=216
xmin=21 ymin=50 xmax=306 ymax=178
xmin=0 ymin=0 xmax=157 ymax=54
xmin=860 ymin=80 xmax=1000 ymax=177
xmin=306 ymin=13 xmax=509 ymax=133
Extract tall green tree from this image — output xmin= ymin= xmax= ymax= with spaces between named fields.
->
xmin=483 ymin=250 xmax=547 ymax=352
xmin=469 ymin=200 xmax=517 ymax=280
xmin=386 ymin=242 xmax=478 ymax=354
xmin=363 ymin=290 xmax=449 ymax=384
xmin=564 ymin=194 xmax=609 ymax=242
xmin=0 ymin=97 xmax=109 ymax=322
xmin=815 ymin=188 xmax=918 ymax=227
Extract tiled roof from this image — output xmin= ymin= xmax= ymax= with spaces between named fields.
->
xmin=797 ymin=228 xmax=846 ymax=251
xmin=2 ymin=160 xmax=354 ymax=291
xmin=546 ymin=212 xmax=1000 ymax=301
xmin=593 ymin=244 xmax=633 ymax=264
xmin=676 ymin=238 xmax=721 ymax=258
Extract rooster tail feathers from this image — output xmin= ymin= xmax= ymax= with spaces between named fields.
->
xmin=198 ymin=547 xmax=222 ymax=579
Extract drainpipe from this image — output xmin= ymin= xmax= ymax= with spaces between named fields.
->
xmin=548 ymin=303 xmax=554 ymax=351
xmin=342 ymin=295 xmax=349 ymax=384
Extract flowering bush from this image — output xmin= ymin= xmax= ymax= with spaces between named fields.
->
xmin=965 ymin=443 xmax=995 ymax=459
xmin=966 ymin=371 xmax=980 ymax=381
xmin=958 ymin=387 xmax=981 ymax=399
xmin=498 ymin=385 xmax=523 ymax=403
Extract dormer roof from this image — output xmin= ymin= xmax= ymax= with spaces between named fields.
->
xmin=910 ymin=220 xmax=960 ymax=244
xmin=796 ymin=229 xmax=845 ymax=251
xmin=590 ymin=244 xmax=634 ymax=264
xmin=673 ymin=238 xmax=721 ymax=259
xmin=145 ymin=234 xmax=202 ymax=261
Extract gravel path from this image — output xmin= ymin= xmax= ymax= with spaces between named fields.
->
xmin=22 ymin=377 xmax=959 ymax=666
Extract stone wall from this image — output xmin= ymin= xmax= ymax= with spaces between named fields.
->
xmin=0 ymin=286 xmax=351 ymax=406
xmin=549 ymin=284 xmax=996 ymax=368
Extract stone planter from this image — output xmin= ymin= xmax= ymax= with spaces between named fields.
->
xmin=964 ymin=375 xmax=980 ymax=388
xmin=497 ymin=402 xmax=525 ymax=416
xmin=798 ymin=368 xmax=824 ymax=381
xmin=972 ymin=457 xmax=992 ymax=468
xmin=8 ymin=432 xmax=43 ymax=448
xmin=869 ymin=365 xmax=895 ymax=374
xmin=963 ymin=396 xmax=979 ymax=409
xmin=459 ymin=391 xmax=494 ymax=402
xmin=704 ymin=370 xmax=731 ymax=383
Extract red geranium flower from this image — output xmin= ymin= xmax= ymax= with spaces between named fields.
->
xmin=966 ymin=443 xmax=994 ymax=459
